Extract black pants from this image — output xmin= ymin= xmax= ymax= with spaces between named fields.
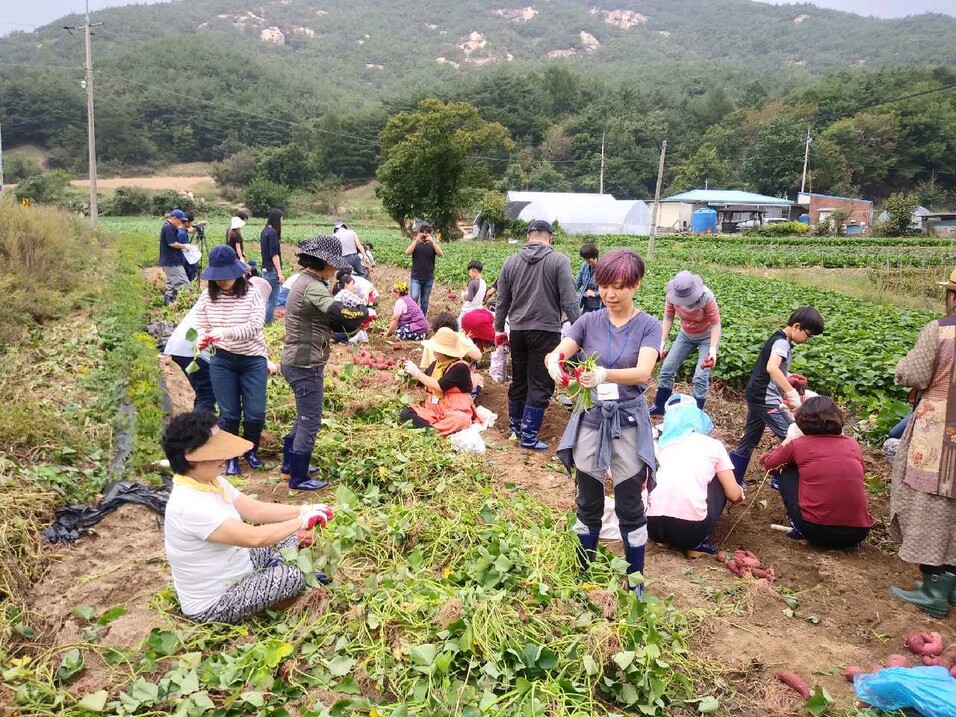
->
xmin=778 ymin=466 xmax=869 ymax=550
xmin=509 ymin=329 xmax=561 ymax=409
xmin=647 ymin=479 xmax=726 ymax=550
xmin=576 ymin=469 xmax=646 ymax=538
xmin=170 ymin=355 xmax=217 ymax=414
xmin=399 ymin=406 xmax=432 ymax=429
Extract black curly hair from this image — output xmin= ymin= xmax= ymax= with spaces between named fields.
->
xmin=161 ymin=411 xmax=219 ymax=475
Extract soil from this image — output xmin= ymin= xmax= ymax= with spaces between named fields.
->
xmin=24 ymin=263 xmax=956 ymax=717
xmin=71 ymin=175 xmax=215 ymax=194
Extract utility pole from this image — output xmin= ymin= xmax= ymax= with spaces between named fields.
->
xmin=599 ymin=132 xmax=606 ymax=195
xmin=647 ymin=139 xmax=666 ymax=260
xmin=800 ymin=126 xmax=812 ymax=195
xmin=0 ymin=119 xmax=5 ymax=197
xmin=66 ymin=2 xmax=102 ymax=225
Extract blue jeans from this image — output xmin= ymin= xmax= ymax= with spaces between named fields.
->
xmin=263 ymin=268 xmax=281 ymax=325
xmin=171 ymin=355 xmax=217 ymax=414
xmin=888 ymin=412 xmax=911 ymax=439
xmin=410 ymin=278 xmax=434 ymax=316
xmin=281 ymin=363 xmax=325 ymax=455
xmin=344 ymin=253 xmax=366 ymax=278
xmin=659 ymin=331 xmax=713 ymax=402
xmin=734 ymin=402 xmax=793 ymax=458
xmin=209 ymin=350 xmax=268 ymax=447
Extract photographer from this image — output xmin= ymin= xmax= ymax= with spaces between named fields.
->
xmin=180 ymin=212 xmax=207 ymax=284
xmin=404 ymin=218 xmax=443 ymax=316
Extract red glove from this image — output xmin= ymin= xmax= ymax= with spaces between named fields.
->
xmin=546 ymin=353 xmax=569 ymax=387
xmin=788 ymin=373 xmax=808 ymax=391
xmin=700 ymin=355 xmax=715 ymax=369
xmin=494 ymin=332 xmax=509 ymax=347
xmin=299 ymin=504 xmax=334 ymax=530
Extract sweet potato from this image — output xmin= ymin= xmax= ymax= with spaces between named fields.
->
xmin=923 ymin=655 xmax=945 ymax=667
xmin=774 ymin=670 xmax=810 ymax=699
xmin=751 ymin=566 xmax=776 ymax=581
xmin=393 ymin=344 xmax=403 ymax=351
xmin=886 ymin=654 xmax=909 ymax=667
xmin=842 ymin=666 xmax=865 ymax=682
xmin=951 ymin=664 xmax=956 ymax=679
xmin=715 ymin=551 xmax=727 ymax=563
xmin=905 ymin=631 xmax=943 ymax=656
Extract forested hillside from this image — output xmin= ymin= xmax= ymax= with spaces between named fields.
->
xmin=1 ymin=0 xmax=954 ymax=202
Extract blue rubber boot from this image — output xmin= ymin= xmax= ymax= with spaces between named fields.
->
xmin=696 ymin=397 xmax=706 ymax=411
xmin=649 ymin=386 xmax=672 ymax=416
xmin=728 ymin=450 xmax=750 ymax=488
xmin=225 ymin=457 xmax=241 ymax=476
xmin=621 ymin=529 xmax=647 ymax=600
xmin=508 ymin=400 xmax=525 ymax=439
xmin=289 ymin=451 xmax=328 ymax=491
xmin=576 ymin=526 xmax=601 ymax=573
xmin=519 ymin=405 xmax=549 ymax=451
xmin=280 ymin=433 xmax=294 ymax=476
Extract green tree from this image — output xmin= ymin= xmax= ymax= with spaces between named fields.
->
xmin=243 ymin=179 xmax=291 ymax=217
xmin=376 ymin=99 xmax=512 ymax=234
xmin=879 ymin=192 xmax=919 ymax=236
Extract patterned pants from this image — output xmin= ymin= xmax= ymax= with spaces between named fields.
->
xmin=188 ymin=536 xmax=306 ymax=624
xmin=396 ymin=326 xmax=426 ymax=341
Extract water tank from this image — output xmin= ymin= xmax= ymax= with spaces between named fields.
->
xmin=691 ymin=208 xmax=718 ymax=234
xmin=798 ymin=214 xmax=811 ymax=225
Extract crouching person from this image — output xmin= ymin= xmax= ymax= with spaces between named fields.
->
xmin=647 ymin=397 xmax=743 ymax=556
xmin=161 ymin=412 xmax=333 ymax=624
xmin=761 ymin=397 xmax=872 ymax=549
xmin=400 ymin=328 xmax=478 ymax=434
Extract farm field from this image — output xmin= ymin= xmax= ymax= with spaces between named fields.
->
xmin=3 ymin=211 xmax=955 ymax=717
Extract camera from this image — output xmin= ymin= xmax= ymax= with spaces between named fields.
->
xmin=194 ymin=223 xmax=206 ymax=240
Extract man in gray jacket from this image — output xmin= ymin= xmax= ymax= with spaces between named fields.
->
xmin=494 ymin=220 xmax=580 ymax=450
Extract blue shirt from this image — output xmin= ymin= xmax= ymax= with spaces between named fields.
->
xmin=260 ymin=226 xmax=281 ymax=271
xmin=567 ymin=309 xmax=662 ymax=427
xmin=159 ymin=221 xmax=183 ymax=267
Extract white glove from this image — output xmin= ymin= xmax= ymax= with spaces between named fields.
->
xmin=578 ymin=366 xmax=608 ymax=388
xmin=546 ymin=353 xmax=568 ymax=387
xmin=267 ymin=360 xmax=279 ymax=375
xmin=367 ymin=308 xmax=378 ymax=320
xmin=207 ymin=327 xmax=231 ymax=341
xmin=298 ymin=503 xmax=333 ymax=530
xmin=403 ymin=360 xmax=421 ymax=377
xmin=784 ymin=389 xmax=802 ymax=410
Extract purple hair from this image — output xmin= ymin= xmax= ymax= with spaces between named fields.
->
xmin=594 ymin=249 xmax=645 ymax=288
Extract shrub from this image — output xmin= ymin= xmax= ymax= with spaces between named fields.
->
xmin=0 ymin=199 xmax=98 ymax=343
xmin=211 ymin=148 xmax=259 ymax=188
xmin=149 ymin=190 xmax=198 ymax=216
xmin=879 ymin=192 xmax=920 ymax=236
xmin=288 ymin=184 xmax=344 ymax=215
xmin=108 ymin=186 xmax=152 ymax=215
xmin=5 ymin=156 xmax=43 ymax=184
xmin=13 ymin=171 xmax=71 ymax=206
xmin=744 ymin=221 xmax=809 ymax=237
xmin=243 ymin=178 xmax=291 ymax=217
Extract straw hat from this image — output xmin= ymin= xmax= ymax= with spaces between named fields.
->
xmin=184 ymin=425 xmax=252 ymax=462
xmin=421 ymin=327 xmax=469 ymax=358
xmin=937 ymin=267 xmax=956 ymax=291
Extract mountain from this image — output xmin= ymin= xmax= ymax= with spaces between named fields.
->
xmin=0 ymin=0 xmax=954 ymax=178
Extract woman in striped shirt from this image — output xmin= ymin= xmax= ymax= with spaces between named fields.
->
xmin=197 ymin=245 xmax=269 ymax=476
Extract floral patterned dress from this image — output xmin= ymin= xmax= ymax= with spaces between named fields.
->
xmin=890 ymin=314 xmax=956 ymax=566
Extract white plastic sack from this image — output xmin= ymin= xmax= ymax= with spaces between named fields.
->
xmin=474 ymin=406 xmax=498 ymax=431
xmin=450 ymin=425 xmax=486 ymax=454
xmin=490 ymin=344 xmax=509 ymax=383
xmin=600 ymin=496 xmax=620 ymax=541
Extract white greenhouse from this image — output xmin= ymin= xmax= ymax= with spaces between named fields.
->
xmin=504 ymin=192 xmax=651 ymax=236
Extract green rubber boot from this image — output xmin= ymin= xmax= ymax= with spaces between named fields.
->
xmin=890 ymin=572 xmax=956 ymax=619
xmin=910 ymin=577 xmax=956 ymax=606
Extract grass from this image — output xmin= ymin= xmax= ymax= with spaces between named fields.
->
xmin=730 ymin=265 xmax=945 ymax=312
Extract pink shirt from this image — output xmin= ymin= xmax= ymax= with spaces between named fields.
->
xmin=663 ymin=289 xmax=721 ymax=338
xmin=647 ymin=433 xmax=733 ymax=521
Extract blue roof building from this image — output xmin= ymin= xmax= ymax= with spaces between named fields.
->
xmin=656 ymin=189 xmax=794 ymax=233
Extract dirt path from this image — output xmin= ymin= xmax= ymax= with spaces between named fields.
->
xmin=26 ymin=264 xmax=955 ymax=716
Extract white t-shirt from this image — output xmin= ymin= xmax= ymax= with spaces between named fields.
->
xmin=351 ymin=275 xmax=378 ymax=304
xmin=164 ymin=477 xmax=254 ymax=616
xmin=647 ymin=433 xmax=733 ymax=522
xmin=461 ymin=277 xmax=487 ymax=315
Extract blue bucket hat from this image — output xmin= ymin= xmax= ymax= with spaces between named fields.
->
xmin=202 ymin=244 xmax=248 ymax=281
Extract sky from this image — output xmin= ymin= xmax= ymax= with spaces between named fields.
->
xmin=1 ymin=0 xmax=953 ymax=36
